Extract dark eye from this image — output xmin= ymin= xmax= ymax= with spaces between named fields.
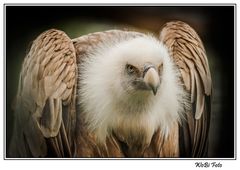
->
xmin=126 ymin=64 xmax=137 ymax=75
xmin=158 ymin=63 xmax=163 ymax=74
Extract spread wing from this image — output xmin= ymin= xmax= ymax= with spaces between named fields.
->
xmin=159 ymin=21 xmax=212 ymax=157
xmin=9 ymin=29 xmax=77 ymax=157
xmin=9 ymin=29 xmax=144 ymax=158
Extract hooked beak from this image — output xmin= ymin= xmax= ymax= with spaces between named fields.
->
xmin=143 ymin=66 xmax=160 ymax=95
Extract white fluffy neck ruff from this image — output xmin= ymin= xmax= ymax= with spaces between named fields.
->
xmin=78 ymin=35 xmax=187 ymax=145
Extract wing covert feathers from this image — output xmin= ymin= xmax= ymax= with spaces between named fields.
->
xmin=9 ymin=24 xmax=212 ymax=158
xmin=160 ymin=21 xmax=212 ymax=157
xmin=160 ymin=21 xmax=211 ymax=119
xmin=9 ymin=29 xmax=77 ymax=157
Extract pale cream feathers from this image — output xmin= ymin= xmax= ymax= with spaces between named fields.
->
xmin=78 ymin=35 xmax=189 ymax=146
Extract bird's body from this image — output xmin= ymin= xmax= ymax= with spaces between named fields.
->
xmin=8 ymin=21 xmax=212 ymax=158
xmin=75 ymin=36 xmax=188 ymax=157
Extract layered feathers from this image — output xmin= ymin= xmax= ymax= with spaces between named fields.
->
xmin=8 ymin=21 xmax=212 ymax=158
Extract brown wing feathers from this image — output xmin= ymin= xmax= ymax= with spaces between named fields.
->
xmin=9 ymin=29 xmax=77 ymax=157
xmin=160 ymin=21 xmax=212 ymax=157
xmin=10 ymin=22 xmax=211 ymax=158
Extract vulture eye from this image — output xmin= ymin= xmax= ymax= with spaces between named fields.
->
xmin=158 ymin=63 xmax=163 ymax=75
xmin=126 ymin=64 xmax=137 ymax=75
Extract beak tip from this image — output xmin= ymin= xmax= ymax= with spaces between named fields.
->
xmin=153 ymin=89 xmax=157 ymax=96
xmin=151 ymin=85 xmax=159 ymax=96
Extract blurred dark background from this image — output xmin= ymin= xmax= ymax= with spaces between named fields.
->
xmin=6 ymin=6 xmax=235 ymax=158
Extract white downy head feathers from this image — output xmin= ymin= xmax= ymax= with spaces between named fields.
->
xmin=78 ymin=34 xmax=188 ymax=145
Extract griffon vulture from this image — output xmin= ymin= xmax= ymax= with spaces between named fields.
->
xmin=8 ymin=21 xmax=212 ymax=158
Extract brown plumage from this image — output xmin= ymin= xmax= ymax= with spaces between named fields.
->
xmin=160 ymin=21 xmax=212 ymax=157
xmin=8 ymin=21 xmax=212 ymax=158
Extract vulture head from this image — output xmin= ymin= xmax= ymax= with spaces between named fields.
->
xmin=79 ymin=35 xmax=187 ymax=146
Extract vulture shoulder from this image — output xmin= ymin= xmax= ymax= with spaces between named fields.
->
xmin=159 ymin=21 xmax=212 ymax=157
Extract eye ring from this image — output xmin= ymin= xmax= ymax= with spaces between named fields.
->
xmin=126 ymin=64 xmax=137 ymax=74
